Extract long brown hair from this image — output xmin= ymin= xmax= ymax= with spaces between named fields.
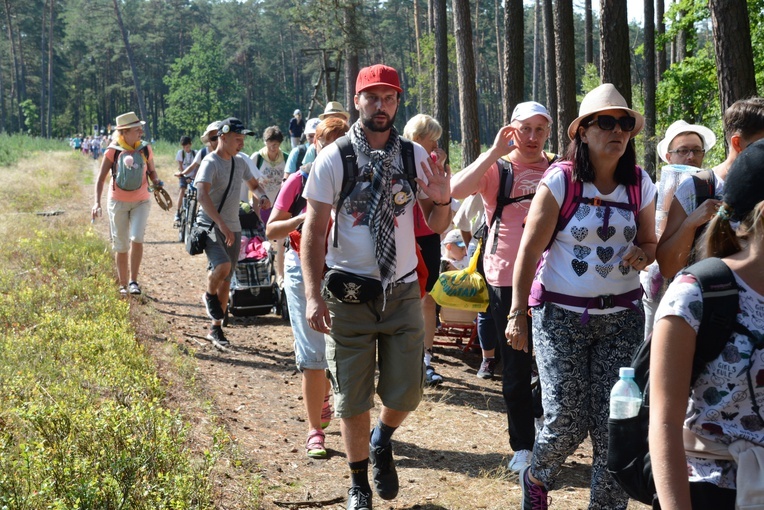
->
xmin=702 ymin=201 xmax=764 ymax=259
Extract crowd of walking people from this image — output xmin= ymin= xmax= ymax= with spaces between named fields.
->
xmin=90 ymin=63 xmax=764 ymax=510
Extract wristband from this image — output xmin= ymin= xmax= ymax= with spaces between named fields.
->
xmin=432 ymin=197 xmax=452 ymax=207
xmin=507 ymin=309 xmax=527 ymax=320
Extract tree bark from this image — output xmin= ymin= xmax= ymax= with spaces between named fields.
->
xmin=495 ymin=0 xmax=504 ymax=107
xmin=452 ymin=0 xmax=480 ymax=167
xmin=413 ymin=0 xmax=424 ymax=112
xmin=709 ymin=0 xmax=757 ymax=114
xmin=643 ymin=0 xmax=656 ymax=179
xmin=532 ymin=0 xmax=541 ymax=102
xmin=3 ymin=0 xmax=22 ymax=131
xmin=554 ymin=0 xmax=575 ymax=154
xmin=343 ymin=3 xmax=361 ymax=125
xmin=543 ymin=0 xmax=557 ymax=153
xmin=599 ymin=0 xmax=631 ymax=106
xmin=40 ymin=0 xmax=47 ymax=136
xmin=47 ymin=0 xmax=55 ymax=138
xmin=656 ymin=0 xmax=666 ymax=78
xmin=112 ymin=0 xmax=152 ymax=140
xmin=433 ymin=0 xmax=450 ymax=155
xmin=675 ymin=8 xmax=689 ymax=61
xmin=584 ymin=0 xmax=593 ymax=65
xmin=503 ymin=0 xmax=523 ymax=124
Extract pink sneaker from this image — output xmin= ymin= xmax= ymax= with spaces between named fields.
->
xmin=306 ymin=429 xmax=327 ymax=458
xmin=321 ymin=399 xmax=333 ymax=429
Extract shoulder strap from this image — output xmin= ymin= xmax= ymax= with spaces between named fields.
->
xmin=692 ymin=170 xmax=716 ymax=208
xmin=288 ymin=174 xmax=308 ymax=218
xmin=109 ymin=147 xmax=124 ymax=187
xmin=207 ymin=157 xmax=237 ymax=232
xmin=296 ymin=145 xmax=307 ymax=167
xmin=486 ymin=159 xmax=515 ymax=254
xmin=333 ymin=136 xmax=358 ymax=248
xmin=628 ymin=166 xmax=643 ymax=232
xmin=543 ymin=161 xmax=582 ymax=251
xmin=681 ymin=257 xmax=740 ymax=386
xmin=255 ymin=153 xmax=263 ymax=170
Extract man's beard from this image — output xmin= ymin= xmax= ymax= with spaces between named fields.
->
xmin=361 ymin=108 xmax=397 ymax=132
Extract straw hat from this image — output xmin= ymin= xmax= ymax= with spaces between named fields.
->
xmin=319 ymin=101 xmax=350 ymax=121
xmin=656 ymin=120 xmax=717 ymax=163
xmin=567 ymin=84 xmax=644 ymax=140
xmin=201 ymin=121 xmax=221 ymax=143
xmin=114 ymin=111 xmax=145 ymax=130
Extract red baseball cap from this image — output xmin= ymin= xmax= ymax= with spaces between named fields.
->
xmin=356 ymin=65 xmax=403 ymax=95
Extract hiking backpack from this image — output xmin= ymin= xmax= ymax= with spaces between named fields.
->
xmin=254 ymin=151 xmax=290 ymax=172
xmin=109 ymin=143 xmax=151 ymax=191
xmin=486 ymin=152 xmax=559 ymax=254
xmin=606 ymin=256 xmax=740 ymax=507
xmin=331 ymin=136 xmax=417 ymax=248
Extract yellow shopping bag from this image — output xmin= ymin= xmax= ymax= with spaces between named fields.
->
xmin=430 ymin=241 xmax=489 ymax=312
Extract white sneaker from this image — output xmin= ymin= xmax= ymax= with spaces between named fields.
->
xmin=508 ymin=449 xmax=532 ymax=472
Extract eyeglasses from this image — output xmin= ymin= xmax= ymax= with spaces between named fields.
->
xmin=208 ymin=135 xmax=219 ymax=142
xmin=586 ymin=115 xmax=636 ymax=132
xmin=668 ymin=148 xmax=706 ymax=157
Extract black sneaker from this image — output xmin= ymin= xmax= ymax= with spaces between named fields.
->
xmin=202 ymin=292 xmax=224 ymax=321
xmin=425 ymin=365 xmax=444 ymax=387
xmin=369 ymin=441 xmax=398 ymax=500
xmin=346 ymin=486 xmax=372 ymax=510
xmin=520 ymin=465 xmax=549 ymax=510
xmin=207 ymin=325 xmax=230 ymax=349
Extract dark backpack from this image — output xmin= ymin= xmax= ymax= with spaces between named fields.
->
xmin=606 ymin=257 xmax=740 ymax=507
xmin=254 ymin=151 xmax=290 ymax=171
xmin=487 ymin=152 xmax=559 ymax=254
xmin=687 ymin=170 xmax=717 ymax=264
xmin=331 ymin=136 xmax=417 ymax=248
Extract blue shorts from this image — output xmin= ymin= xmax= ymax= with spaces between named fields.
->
xmin=284 ymin=260 xmax=327 ymax=371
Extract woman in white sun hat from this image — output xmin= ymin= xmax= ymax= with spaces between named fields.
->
xmin=92 ymin=111 xmax=161 ymax=297
xmin=507 ymin=84 xmax=657 ymax=510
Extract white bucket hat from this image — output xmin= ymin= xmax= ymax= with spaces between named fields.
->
xmin=567 ymin=83 xmax=644 ymax=140
xmin=114 ymin=111 xmax=145 ymax=130
xmin=200 ymin=121 xmax=221 ymax=143
xmin=656 ymin=120 xmax=717 ymax=163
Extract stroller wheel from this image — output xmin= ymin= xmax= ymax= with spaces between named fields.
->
xmin=279 ymin=290 xmax=289 ymax=322
xmin=223 ymin=305 xmax=230 ymax=327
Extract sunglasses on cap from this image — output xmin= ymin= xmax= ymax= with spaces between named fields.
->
xmin=208 ymin=135 xmax=219 ymax=142
xmin=585 ymin=115 xmax=636 ymax=132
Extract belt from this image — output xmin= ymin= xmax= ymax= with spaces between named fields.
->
xmin=530 ymin=283 xmax=643 ymax=324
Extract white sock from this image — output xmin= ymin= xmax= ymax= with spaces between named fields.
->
xmin=424 ymin=349 xmax=433 ymax=367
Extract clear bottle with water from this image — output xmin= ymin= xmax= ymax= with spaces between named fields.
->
xmin=610 ymin=367 xmax=642 ymax=419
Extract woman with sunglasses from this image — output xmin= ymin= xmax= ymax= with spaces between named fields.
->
xmin=507 ymin=84 xmax=657 ymax=510
xmin=650 ymin=140 xmax=764 ymax=510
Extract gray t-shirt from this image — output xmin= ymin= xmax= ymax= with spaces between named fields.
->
xmin=194 ymin=152 xmax=254 ymax=232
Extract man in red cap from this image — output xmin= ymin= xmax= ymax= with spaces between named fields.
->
xmin=301 ymin=64 xmax=452 ymax=509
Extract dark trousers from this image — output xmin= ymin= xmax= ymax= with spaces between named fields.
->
xmin=488 ymin=284 xmax=535 ymax=452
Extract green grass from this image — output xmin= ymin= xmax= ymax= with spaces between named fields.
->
xmin=0 ymin=133 xmax=71 ymax=167
xmin=0 ymin=152 xmax=223 ymax=508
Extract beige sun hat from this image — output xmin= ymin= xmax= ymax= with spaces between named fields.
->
xmin=567 ymin=84 xmax=644 ymax=140
xmin=200 ymin=121 xmax=221 ymax=143
xmin=114 ymin=111 xmax=146 ymax=130
xmin=319 ymin=101 xmax=350 ymax=121
xmin=656 ymin=120 xmax=717 ymax=163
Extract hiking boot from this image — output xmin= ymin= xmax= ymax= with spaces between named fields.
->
xmin=477 ymin=358 xmax=496 ymax=379
xmin=346 ymin=486 xmax=372 ymax=510
xmin=128 ymin=281 xmax=141 ymax=295
xmin=520 ymin=465 xmax=549 ymax=510
xmin=321 ymin=399 xmax=333 ymax=429
xmin=207 ymin=325 xmax=230 ymax=349
xmin=425 ymin=365 xmax=444 ymax=387
xmin=369 ymin=441 xmax=398 ymax=500
xmin=509 ymin=449 xmax=532 ymax=472
xmin=306 ymin=429 xmax=327 ymax=459
xmin=202 ymin=292 xmax=224 ymax=321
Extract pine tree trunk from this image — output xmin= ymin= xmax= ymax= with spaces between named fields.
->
xmin=452 ymin=0 xmax=480 ymax=167
xmin=656 ymin=0 xmax=666 ymax=78
xmin=112 ymin=0 xmax=151 ymax=140
xmin=554 ymin=0 xmax=575 ymax=154
xmin=676 ymin=8 xmax=689 ymax=61
xmin=495 ymin=0 xmax=504 ymax=110
xmin=532 ymin=0 xmax=541 ymax=103
xmin=3 ymin=0 xmax=22 ymax=131
xmin=543 ymin=0 xmax=557 ymax=154
xmin=709 ymin=0 xmax=757 ymax=114
xmin=413 ymin=0 xmax=424 ymax=112
xmin=344 ymin=3 xmax=361 ymax=125
xmin=643 ymin=0 xmax=656 ymax=179
xmin=503 ymin=0 xmax=523 ymax=124
xmin=47 ymin=0 xmax=55 ymax=138
xmin=599 ymin=0 xmax=631 ymax=106
xmin=40 ymin=0 xmax=47 ymax=137
xmin=433 ymin=0 xmax=450 ymax=156
xmin=584 ymin=0 xmax=593 ymax=65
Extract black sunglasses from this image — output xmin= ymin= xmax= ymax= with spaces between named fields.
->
xmin=208 ymin=135 xmax=219 ymax=141
xmin=586 ymin=115 xmax=636 ymax=132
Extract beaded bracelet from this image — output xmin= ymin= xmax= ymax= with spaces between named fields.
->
xmin=507 ymin=309 xmax=527 ymax=320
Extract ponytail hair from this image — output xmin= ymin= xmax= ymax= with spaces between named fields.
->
xmin=701 ymin=201 xmax=764 ymax=259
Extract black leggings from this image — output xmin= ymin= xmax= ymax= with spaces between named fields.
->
xmin=654 ymin=482 xmax=736 ymax=509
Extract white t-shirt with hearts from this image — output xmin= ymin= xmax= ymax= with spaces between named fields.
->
xmin=534 ymin=166 xmax=656 ymax=314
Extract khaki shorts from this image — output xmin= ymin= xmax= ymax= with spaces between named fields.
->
xmin=324 ymin=281 xmax=425 ymax=418
xmin=108 ymin=198 xmax=151 ymax=252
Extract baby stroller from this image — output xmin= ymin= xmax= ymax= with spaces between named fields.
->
xmin=225 ymin=203 xmax=288 ymax=324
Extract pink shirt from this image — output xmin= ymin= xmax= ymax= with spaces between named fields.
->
xmin=105 ymin=145 xmax=153 ymax=202
xmin=477 ymin=157 xmax=549 ymax=287
xmin=274 ymin=171 xmax=306 ymax=214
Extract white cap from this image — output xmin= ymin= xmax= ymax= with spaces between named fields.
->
xmin=293 ymin=109 xmax=302 ymax=116
xmin=619 ymin=367 xmax=635 ymax=378
xmin=656 ymin=120 xmax=717 ymax=163
xmin=511 ymin=101 xmax=553 ymax=124
xmin=442 ymin=229 xmax=465 ymax=247
xmin=305 ymin=118 xmax=321 ymax=135
xmin=201 ymin=121 xmax=221 ymax=143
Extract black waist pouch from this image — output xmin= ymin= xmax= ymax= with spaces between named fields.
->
xmin=324 ymin=269 xmax=383 ymax=304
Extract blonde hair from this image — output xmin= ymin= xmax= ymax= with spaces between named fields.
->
xmin=702 ymin=201 xmax=764 ymax=258
xmin=403 ymin=114 xmax=442 ymax=145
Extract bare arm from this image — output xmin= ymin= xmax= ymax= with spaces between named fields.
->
xmin=146 ymin=150 xmax=160 ymax=186
xmin=178 ymin=160 xmax=199 ymax=177
xmin=301 ymin=199 xmax=333 ymax=333
xmin=622 ymin=197 xmax=657 ymax=270
xmin=266 ymin=207 xmax=306 ymax=239
xmin=656 ymin=196 xmax=721 ymax=278
xmin=450 ymin=125 xmax=516 ymax=199
xmin=506 ymin=185 xmax=559 ymax=352
xmin=649 ymin=315 xmax=696 ymax=510
xmin=92 ymin=151 xmax=114 ymax=219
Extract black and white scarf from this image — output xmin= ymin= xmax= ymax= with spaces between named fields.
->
xmin=348 ymin=121 xmax=401 ymax=302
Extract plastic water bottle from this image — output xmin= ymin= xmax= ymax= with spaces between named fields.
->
xmin=610 ymin=367 xmax=642 ymax=419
